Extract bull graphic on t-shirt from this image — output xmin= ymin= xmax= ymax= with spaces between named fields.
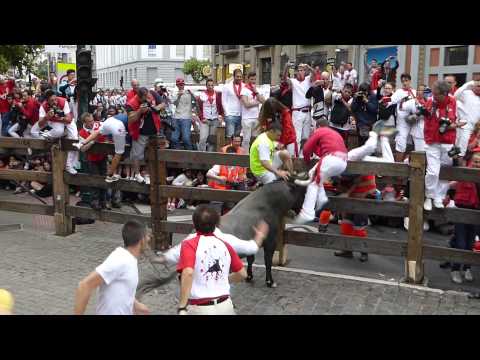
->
xmin=204 ymin=259 xmax=222 ymax=281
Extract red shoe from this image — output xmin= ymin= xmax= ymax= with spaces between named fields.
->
xmin=340 ymin=222 xmax=354 ymax=236
xmin=352 ymin=228 xmax=368 ymax=237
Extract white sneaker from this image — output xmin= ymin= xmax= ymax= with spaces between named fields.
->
xmin=66 ymin=167 xmax=78 ymax=175
xmin=451 ymin=271 xmax=463 ymax=284
xmin=465 ymin=269 xmax=474 ymax=282
xmin=404 ymin=217 xmax=409 ymax=231
xmin=144 ymin=175 xmax=151 ymax=185
xmin=423 ymin=198 xmax=432 ymax=211
xmin=187 ymin=205 xmax=196 ymax=210
xmin=446 ymin=200 xmax=456 ymax=208
xmin=177 ymin=199 xmax=186 ymax=208
xmin=134 ymin=173 xmax=145 ymax=183
xmin=423 ymin=221 xmax=430 ymax=231
xmin=105 ymin=174 xmax=120 ymax=183
xmin=433 ymin=199 xmax=444 ymax=209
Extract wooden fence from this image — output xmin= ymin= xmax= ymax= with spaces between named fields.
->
xmin=1 ymin=129 xmax=480 ymax=285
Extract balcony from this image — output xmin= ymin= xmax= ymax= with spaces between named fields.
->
xmin=220 ymin=45 xmax=240 ymax=54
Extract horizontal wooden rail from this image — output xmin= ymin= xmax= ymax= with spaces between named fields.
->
xmin=439 ymin=166 xmax=480 ymax=183
xmin=425 ymin=207 xmax=480 ymax=225
xmin=66 ymin=206 xmax=151 ymax=225
xmin=284 ymin=230 xmax=408 ymax=258
xmin=0 ymin=169 xmax=52 ymax=183
xmin=0 ymin=137 xmax=51 ymax=150
xmin=158 ymin=149 xmax=250 ymax=167
xmin=64 ymin=173 xmax=150 ymax=194
xmin=328 ymin=197 xmax=409 ymax=217
xmin=0 ymin=200 xmax=54 ymax=215
xmin=423 ymin=245 xmax=480 ymax=266
xmin=160 ymin=220 xmax=194 ymax=234
xmin=61 ymin=138 xmax=128 ymax=155
xmin=160 ymin=185 xmax=250 ymax=203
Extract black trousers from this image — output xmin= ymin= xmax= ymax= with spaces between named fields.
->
xmin=87 ymin=159 xmax=107 ymax=203
xmin=452 ymin=223 xmax=480 ymax=271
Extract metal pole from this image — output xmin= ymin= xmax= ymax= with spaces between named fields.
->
xmin=76 ymin=45 xmax=89 ymax=121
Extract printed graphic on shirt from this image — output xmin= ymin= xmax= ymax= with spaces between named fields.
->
xmin=199 ymin=244 xmax=228 ymax=282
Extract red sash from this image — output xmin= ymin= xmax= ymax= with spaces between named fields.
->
xmin=244 ymin=83 xmax=257 ymax=99
xmin=206 ymin=90 xmax=215 ymax=104
xmin=233 ymin=82 xmax=243 ymax=99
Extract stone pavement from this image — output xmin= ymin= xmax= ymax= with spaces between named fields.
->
xmin=1 ymin=219 xmax=480 ymax=315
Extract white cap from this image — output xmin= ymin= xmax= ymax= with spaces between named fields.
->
xmin=154 ymin=78 xmax=164 ymax=86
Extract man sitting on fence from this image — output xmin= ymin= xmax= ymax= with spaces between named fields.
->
xmin=31 ymin=89 xmax=79 ymax=175
xmin=74 ymin=113 xmax=127 ymax=183
xmin=249 ymin=122 xmax=293 ymax=185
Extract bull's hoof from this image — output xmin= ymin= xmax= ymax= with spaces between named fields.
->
xmin=246 ymin=275 xmax=254 ymax=283
xmin=266 ymin=281 xmax=277 ymax=288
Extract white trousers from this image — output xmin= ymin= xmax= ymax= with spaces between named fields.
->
xmin=456 ymin=125 xmax=473 ymax=157
xmin=347 ymin=132 xmax=394 ymax=163
xmin=8 ymin=123 xmax=32 ymax=138
xmin=292 ymin=110 xmax=311 ymax=156
xmin=395 ymin=115 xmax=426 ymax=153
xmin=299 ymin=155 xmax=347 ymax=219
xmin=198 ymin=118 xmax=219 ymax=152
xmin=187 ymin=297 xmax=236 ymax=315
xmin=31 ymin=120 xmax=79 ymax=170
xmin=241 ymin=117 xmax=258 ymax=150
xmin=425 ymin=143 xmax=453 ymax=201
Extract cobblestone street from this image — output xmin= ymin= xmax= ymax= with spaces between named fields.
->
xmin=2 ymin=213 xmax=480 ymax=315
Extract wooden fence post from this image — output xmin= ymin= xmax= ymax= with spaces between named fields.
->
xmin=51 ymin=143 xmax=73 ymax=236
xmin=405 ymin=151 xmax=427 ymax=284
xmin=216 ymin=126 xmax=226 ymax=152
xmin=147 ymin=136 xmax=170 ymax=251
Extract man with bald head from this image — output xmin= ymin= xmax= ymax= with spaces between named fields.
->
xmin=127 ymin=79 xmax=140 ymax=102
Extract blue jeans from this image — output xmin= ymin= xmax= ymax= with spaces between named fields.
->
xmin=225 ymin=115 xmax=242 ymax=138
xmin=451 ymin=223 xmax=480 ymax=271
xmin=171 ymin=118 xmax=193 ymax=150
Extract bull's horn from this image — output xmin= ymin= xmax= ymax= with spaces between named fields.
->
xmin=294 ymin=178 xmax=313 ymax=187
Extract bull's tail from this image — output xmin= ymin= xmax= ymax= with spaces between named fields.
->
xmin=136 ymin=270 xmax=178 ymax=300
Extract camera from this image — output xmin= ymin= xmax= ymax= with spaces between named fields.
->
xmin=415 ymin=104 xmax=426 ymax=116
xmin=438 ymin=117 xmax=450 ymax=134
xmin=52 ymin=106 xmax=65 ymax=118
xmin=448 ymin=146 xmax=461 ymax=158
xmin=405 ymin=114 xmax=418 ymax=126
xmin=354 ymin=91 xmax=367 ymax=100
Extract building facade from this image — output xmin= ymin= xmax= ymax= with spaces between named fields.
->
xmin=95 ymin=45 xmax=211 ymax=89
xmin=211 ymin=45 xmax=480 ymax=89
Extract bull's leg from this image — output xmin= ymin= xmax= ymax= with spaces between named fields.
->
xmin=246 ymin=255 xmax=255 ymax=282
xmin=264 ymin=246 xmax=276 ymax=288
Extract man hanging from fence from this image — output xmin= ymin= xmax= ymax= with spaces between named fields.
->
xmin=31 ymin=89 xmax=79 ymax=175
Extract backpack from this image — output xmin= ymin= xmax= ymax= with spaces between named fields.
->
xmin=330 ymin=99 xmax=350 ymax=126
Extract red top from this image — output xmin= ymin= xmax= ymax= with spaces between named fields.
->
xmin=302 ymin=127 xmax=348 ymax=163
xmin=423 ymin=95 xmax=457 ymax=145
xmin=279 ymin=108 xmax=296 ymax=147
xmin=21 ymin=98 xmax=40 ymax=125
xmin=370 ymin=68 xmax=382 ymax=92
xmin=79 ymin=121 xmax=108 ymax=162
xmin=40 ymin=97 xmax=72 ymax=124
xmin=127 ymin=93 xmax=161 ymax=141
xmin=126 ymin=89 xmax=136 ymax=102
xmin=0 ymin=84 xmax=9 ymax=113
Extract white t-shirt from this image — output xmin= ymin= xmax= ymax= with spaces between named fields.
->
xmin=98 ymin=116 xmax=126 ymax=136
xmin=221 ymin=81 xmax=243 ymax=117
xmin=240 ymin=87 xmax=260 ymax=119
xmin=391 ymin=88 xmax=417 ymax=119
xmin=344 ymin=69 xmax=358 ymax=86
xmin=39 ymin=100 xmax=71 ymax=119
xmin=95 ymin=247 xmax=138 ymax=315
xmin=332 ymin=72 xmax=346 ymax=91
xmin=291 ymin=75 xmax=311 ymax=109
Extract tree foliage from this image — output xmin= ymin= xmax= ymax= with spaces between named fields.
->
xmin=182 ymin=57 xmax=211 ymax=83
xmin=0 ymin=45 xmax=44 ymax=76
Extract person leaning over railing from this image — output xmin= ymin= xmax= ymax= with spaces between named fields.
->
xmin=449 ymin=149 xmax=480 ymax=284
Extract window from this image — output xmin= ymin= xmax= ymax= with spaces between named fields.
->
xmin=176 ymin=45 xmax=185 ymax=58
xmin=214 ymin=45 xmax=219 ymax=54
xmin=203 ymin=45 xmax=211 ymax=59
xmin=261 ymin=58 xmax=271 ymax=85
xmin=444 ymin=46 xmax=468 ymax=66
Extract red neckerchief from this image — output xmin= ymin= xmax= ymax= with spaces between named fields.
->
xmin=206 ymin=89 xmax=215 ymax=104
xmin=244 ymin=82 xmax=257 ymax=99
xmin=233 ymin=81 xmax=242 ymax=99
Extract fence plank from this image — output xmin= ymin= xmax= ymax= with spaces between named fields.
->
xmin=51 ymin=144 xmax=72 ymax=236
xmin=158 ymin=149 xmax=250 ymax=167
xmin=66 ymin=206 xmax=150 ymax=225
xmin=64 ymin=172 xmax=150 ymax=194
xmin=406 ymin=151 xmax=426 ymax=284
xmin=0 ymin=201 xmax=54 ymax=215
xmin=159 ymin=220 xmax=194 ymax=234
xmin=328 ymin=197 xmax=409 ymax=217
xmin=284 ymin=230 xmax=408 ymax=257
xmin=160 ymin=185 xmax=250 ymax=203
xmin=61 ymin=138 xmax=126 ymax=155
xmin=0 ymin=169 xmax=52 ymax=183
xmin=439 ymin=165 xmax=480 ymax=183
xmin=423 ymin=245 xmax=480 ymax=266
xmin=346 ymin=161 xmax=411 ymax=177
xmin=425 ymin=207 xmax=480 ymax=225
xmin=0 ymin=137 xmax=51 ymax=150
